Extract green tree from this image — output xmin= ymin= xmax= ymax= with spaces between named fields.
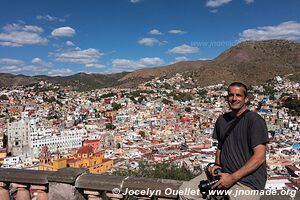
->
xmin=106 ymin=123 xmax=116 ymax=130
xmin=264 ymin=85 xmax=275 ymax=96
xmin=113 ymin=161 xmax=201 ymax=181
xmin=197 ymin=89 xmax=207 ymax=97
xmin=128 ymin=96 xmax=137 ymax=104
xmin=138 ymin=130 xmax=146 ymax=138
xmin=185 ymin=107 xmax=192 ymax=112
xmin=112 ymin=102 xmax=122 ymax=111
xmin=0 ymin=95 xmax=8 ymax=101
xmin=2 ymin=134 xmax=7 ymax=148
xmin=280 ymin=93 xmax=290 ymax=98
xmin=169 ymin=92 xmax=193 ymax=102
xmin=43 ymin=96 xmax=56 ymax=103
xmin=138 ymin=97 xmax=144 ymax=104
xmin=100 ymin=92 xmax=117 ymax=99
xmin=283 ymin=98 xmax=300 ymax=116
xmin=162 ymin=98 xmax=172 ymax=105
xmin=269 ymin=94 xmax=276 ymax=100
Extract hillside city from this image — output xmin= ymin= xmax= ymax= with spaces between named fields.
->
xmin=0 ymin=74 xmax=299 ymax=191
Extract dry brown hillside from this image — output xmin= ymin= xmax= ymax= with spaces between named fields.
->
xmin=1 ymin=39 xmax=299 ymax=90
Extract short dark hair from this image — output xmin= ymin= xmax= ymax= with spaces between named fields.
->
xmin=228 ymin=82 xmax=248 ymax=97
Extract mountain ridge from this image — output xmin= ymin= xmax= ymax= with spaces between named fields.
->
xmin=1 ymin=39 xmax=300 ymax=90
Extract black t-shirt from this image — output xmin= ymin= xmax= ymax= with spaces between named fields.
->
xmin=212 ymin=110 xmax=269 ymax=190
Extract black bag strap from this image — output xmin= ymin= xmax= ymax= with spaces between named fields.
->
xmin=218 ymin=109 xmax=250 ymax=149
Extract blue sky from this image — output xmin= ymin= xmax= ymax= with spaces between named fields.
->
xmin=0 ymin=0 xmax=299 ymax=76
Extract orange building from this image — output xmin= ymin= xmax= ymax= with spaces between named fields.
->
xmin=38 ymin=145 xmax=113 ymax=174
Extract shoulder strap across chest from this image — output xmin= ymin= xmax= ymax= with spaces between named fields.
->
xmin=218 ymin=109 xmax=250 ymax=149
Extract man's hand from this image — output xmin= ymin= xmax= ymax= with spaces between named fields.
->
xmin=208 ymin=165 xmax=222 ymax=176
xmin=210 ymin=144 xmax=266 ymax=190
xmin=211 ymin=173 xmax=238 ymax=189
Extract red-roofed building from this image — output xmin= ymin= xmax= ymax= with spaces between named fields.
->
xmin=104 ymin=98 xmax=112 ymax=104
xmin=286 ymin=165 xmax=300 ymax=177
xmin=287 ymin=178 xmax=300 ymax=190
xmin=83 ymin=139 xmax=100 ymax=152
xmin=179 ymin=117 xmax=189 ymax=123
xmin=285 ymin=182 xmax=298 ymax=190
xmin=76 ymin=145 xmax=94 ymax=158
xmin=151 ymin=139 xmax=163 ymax=145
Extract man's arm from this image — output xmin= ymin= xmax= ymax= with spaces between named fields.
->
xmin=215 ymin=149 xmax=221 ymax=165
xmin=209 ymin=148 xmax=221 ymax=175
xmin=212 ymin=144 xmax=266 ymax=189
xmin=231 ymin=144 xmax=266 ymax=181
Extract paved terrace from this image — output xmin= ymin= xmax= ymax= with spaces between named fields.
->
xmin=0 ymin=168 xmax=298 ymax=200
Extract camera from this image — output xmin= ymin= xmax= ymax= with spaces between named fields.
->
xmin=198 ymin=163 xmax=222 ymax=199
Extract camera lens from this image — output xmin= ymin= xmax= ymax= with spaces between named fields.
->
xmin=199 ymin=180 xmax=209 ymax=193
xmin=199 ymin=179 xmax=219 ymax=194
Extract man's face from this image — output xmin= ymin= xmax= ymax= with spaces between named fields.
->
xmin=227 ymin=86 xmax=248 ymax=111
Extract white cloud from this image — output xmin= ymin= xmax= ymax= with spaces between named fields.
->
xmin=0 ymin=58 xmax=24 ymax=65
xmin=66 ymin=41 xmax=75 ymax=46
xmin=198 ymin=58 xmax=210 ymax=60
xmin=149 ymin=29 xmax=163 ymax=35
xmin=245 ymin=0 xmax=254 ymax=4
xmin=111 ymin=57 xmax=164 ymax=72
xmin=159 ymin=40 xmax=168 ymax=46
xmin=51 ymin=27 xmax=76 ymax=37
xmin=130 ymin=0 xmax=141 ymax=3
xmin=168 ymin=29 xmax=187 ymax=34
xmin=0 ymin=65 xmax=23 ymax=73
xmin=168 ymin=44 xmax=199 ymax=54
xmin=206 ymin=0 xmax=232 ymax=8
xmin=112 ymin=59 xmax=141 ymax=68
xmin=239 ymin=21 xmax=300 ymax=41
xmin=51 ymin=48 xmax=103 ymax=64
xmin=139 ymin=57 xmax=165 ymax=66
xmin=85 ymin=63 xmax=105 ymax=68
xmin=174 ymin=56 xmax=188 ymax=63
xmin=31 ymin=57 xmax=43 ymax=64
xmin=137 ymin=37 xmax=159 ymax=46
xmin=0 ymin=24 xmax=48 ymax=47
xmin=24 ymin=65 xmax=49 ymax=73
xmin=36 ymin=14 xmax=65 ymax=22
xmin=0 ymin=62 xmax=48 ymax=75
xmin=31 ymin=57 xmax=53 ymax=68
xmin=3 ymin=24 xmax=43 ymax=33
xmin=0 ymin=42 xmax=21 ymax=47
xmin=0 ymin=57 xmax=74 ymax=76
xmin=37 ymin=14 xmax=56 ymax=21
xmin=47 ymin=68 xmax=74 ymax=76
xmin=210 ymin=9 xmax=218 ymax=13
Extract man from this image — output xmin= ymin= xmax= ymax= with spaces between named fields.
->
xmin=211 ymin=82 xmax=269 ymax=200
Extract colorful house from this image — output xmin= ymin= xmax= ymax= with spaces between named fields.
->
xmin=38 ymin=145 xmax=113 ymax=174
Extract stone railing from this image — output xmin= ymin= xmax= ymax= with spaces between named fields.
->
xmin=0 ymin=168 xmax=183 ymax=200
xmin=0 ymin=168 xmax=299 ymax=200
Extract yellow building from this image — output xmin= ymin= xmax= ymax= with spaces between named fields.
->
xmin=38 ymin=145 xmax=113 ymax=174
xmin=0 ymin=148 xmax=7 ymax=165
